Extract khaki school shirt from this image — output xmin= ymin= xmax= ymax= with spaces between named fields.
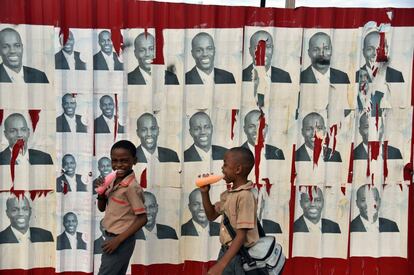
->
xmin=103 ymin=172 xmax=146 ymax=234
xmin=217 ymin=181 xmax=259 ymax=247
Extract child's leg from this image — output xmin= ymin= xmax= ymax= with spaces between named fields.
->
xmin=217 ymin=246 xmax=246 ymax=275
xmin=98 ymin=234 xmax=136 ymax=275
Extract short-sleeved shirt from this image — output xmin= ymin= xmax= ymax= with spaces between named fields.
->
xmin=103 ymin=172 xmax=146 ymax=234
xmin=217 ymin=181 xmax=259 ymax=247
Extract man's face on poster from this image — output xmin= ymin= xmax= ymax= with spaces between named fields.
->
xmin=189 ymin=113 xmax=213 ymax=151
xmin=98 ymin=31 xmax=113 ymax=55
xmin=300 ymin=187 xmax=324 ymax=224
xmin=0 ymin=29 xmax=23 ymax=72
xmin=191 ymin=33 xmax=215 ymax=74
xmin=6 ymin=197 xmax=31 ymax=234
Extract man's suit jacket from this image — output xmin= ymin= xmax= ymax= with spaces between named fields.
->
xmin=136 ymin=145 xmax=179 ymax=163
xmin=135 ymin=224 xmax=178 ymax=240
xmin=57 ymin=232 xmax=87 ymax=250
xmin=262 ymin=219 xmax=282 ymax=234
xmin=0 ymin=63 xmax=49 ymax=83
xmin=127 ymin=66 xmax=179 ymax=85
xmin=350 ymin=215 xmax=399 ymax=232
xmin=94 ymin=235 xmax=105 ymax=254
xmin=93 ymin=51 xmax=123 ymax=71
xmin=185 ymin=66 xmax=235 ymax=84
xmin=293 ymin=215 xmax=341 ymax=233
xmin=56 ymin=114 xmax=87 ymax=133
xmin=242 ymin=64 xmax=292 ymax=83
xmin=55 ymin=50 xmax=86 ymax=70
xmin=300 ymin=65 xmax=350 ymax=84
xmin=353 ymin=142 xmax=402 ymax=160
xmin=0 ymin=225 xmax=54 ymax=244
xmin=241 ymin=141 xmax=285 ymax=160
xmin=356 ymin=65 xmax=404 ymax=83
xmin=94 ymin=115 xmax=125 ymax=134
xmin=181 ymin=219 xmax=220 ymax=236
xmin=184 ymin=144 xmax=228 ymax=162
xmin=56 ymin=174 xmax=87 ymax=192
xmin=295 ymin=144 xmax=342 ymax=162
xmin=0 ymin=148 xmax=53 ymax=165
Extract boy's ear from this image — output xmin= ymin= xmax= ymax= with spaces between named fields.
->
xmin=235 ymin=164 xmax=243 ymax=175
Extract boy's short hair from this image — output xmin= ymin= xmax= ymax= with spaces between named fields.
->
xmin=228 ymin=147 xmax=255 ymax=176
xmin=111 ymin=140 xmax=137 ymax=157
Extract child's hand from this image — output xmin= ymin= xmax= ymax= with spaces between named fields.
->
xmin=94 ymin=176 xmax=105 ymax=189
xmin=197 ymin=173 xmax=212 ymax=193
xmin=207 ymin=262 xmax=225 ymax=275
xmin=102 ymin=236 xmax=122 ymax=254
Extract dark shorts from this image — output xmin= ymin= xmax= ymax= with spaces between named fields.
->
xmin=98 ymin=232 xmax=136 ymax=275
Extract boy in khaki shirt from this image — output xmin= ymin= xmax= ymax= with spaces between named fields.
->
xmin=96 ymin=140 xmax=147 ymax=275
xmin=201 ymin=147 xmax=259 ymax=275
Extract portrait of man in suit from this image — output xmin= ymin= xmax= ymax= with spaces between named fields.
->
xmin=184 ymin=112 xmax=227 ymax=162
xmin=294 ymin=186 xmax=341 ymax=233
xmin=56 ymin=154 xmax=87 ymax=192
xmin=127 ymin=32 xmax=179 ymax=85
xmin=0 ymin=28 xmax=49 ymax=83
xmin=181 ymin=188 xmax=220 ymax=237
xmin=57 ymin=212 xmax=87 ymax=250
xmin=241 ymin=109 xmax=284 ymax=160
xmin=300 ymin=32 xmax=350 ymax=84
xmin=185 ymin=32 xmax=235 ymax=85
xmin=261 ymin=219 xmax=282 ymax=234
xmin=56 ymin=93 xmax=88 ymax=133
xmin=0 ymin=113 xmax=53 ymax=165
xmin=295 ymin=112 xmax=342 ymax=162
xmin=0 ymin=195 xmax=53 ymax=244
xmin=94 ymin=219 xmax=105 ymax=254
xmin=135 ymin=113 xmax=179 ymax=163
xmin=356 ymin=31 xmax=404 ymax=83
xmin=93 ymin=30 xmax=123 ymax=71
xmin=350 ymin=184 xmax=399 ymax=233
xmin=135 ymin=191 xmax=178 ymax=240
xmin=94 ymin=95 xmax=125 ymax=134
xmin=55 ymin=30 xmax=86 ymax=70
xmin=242 ymin=30 xmax=291 ymax=83
xmin=92 ymin=157 xmax=111 ymax=195
xmin=353 ymin=113 xmax=402 ymax=160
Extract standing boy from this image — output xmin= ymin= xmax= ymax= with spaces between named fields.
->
xmin=200 ymin=147 xmax=259 ymax=275
xmin=96 ymin=140 xmax=147 ymax=275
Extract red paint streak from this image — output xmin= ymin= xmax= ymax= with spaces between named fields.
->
xmin=0 ymin=109 xmax=3 ymax=126
xmin=114 ymin=94 xmax=118 ymax=141
xmin=62 ymin=180 xmax=68 ymax=194
xmin=341 ymin=185 xmax=346 ymax=196
xmin=254 ymin=113 xmax=266 ymax=186
xmin=372 ymin=65 xmax=378 ymax=77
xmin=6 ymin=188 xmax=25 ymax=199
xmin=329 ymin=124 xmax=338 ymax=157
xmin=28 ymin=109 xmax=41 ymax=132
xmin=71 ymin=93 xmax=77 ymax=97
xmin=29 ymin=190 xmax=53 ymax=200
xmin=383 ymin=141 xmax=388 ymax=180
xmin=111 ymin=28 xmax=123 ymax=56
xmin=288 ymin=144 xmax=296 ymax=259
xmin=140 ymin=168 xmax=147 ymax=188
xmin=254 ymin=40 xmax=266 ymax=66
xmin=307 ymin=186 xmax=314 ymax=202
xmin=404 ymin=163 xmax=413 ymax=181
xmin=230 ymin=109 xmax=238 ymax=140
xmin=261 ymin=178 xmax=272 ymax=195
xmin=376 ymin=32 xmax=388 ymax=62
xmin=10 ymin=139 xmax=25 ymax=183
xmin=369 ymin=141 xmax=381 ymax=160
xmin=58 ymin=27 xmax=69 ymax=48
xmin=347 ymin=142 xmax=354 ymax=183
xmin=313 ymin=132 xmax=323 ymax=166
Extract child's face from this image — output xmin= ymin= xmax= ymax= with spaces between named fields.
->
xmin=222 ymin=151 xmax=239 ymax=183
xmin=110 ymin=148 xmax=137 ymax=178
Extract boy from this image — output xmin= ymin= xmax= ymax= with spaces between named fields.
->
xmin=200 ymin=147 xmax=259 ymax=275
xmin=96 ymin=140 xmax=147 ymax=275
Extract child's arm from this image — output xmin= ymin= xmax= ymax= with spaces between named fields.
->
xmin=102 ymin=213 xmax=147 ymax=254
xmin=208 ymin=228 xmax=248 ymax=275
xmin=200 ymin=185 xmax=220 ymax=221
xmin=96 ymin=177 xmax=107 ymax=212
